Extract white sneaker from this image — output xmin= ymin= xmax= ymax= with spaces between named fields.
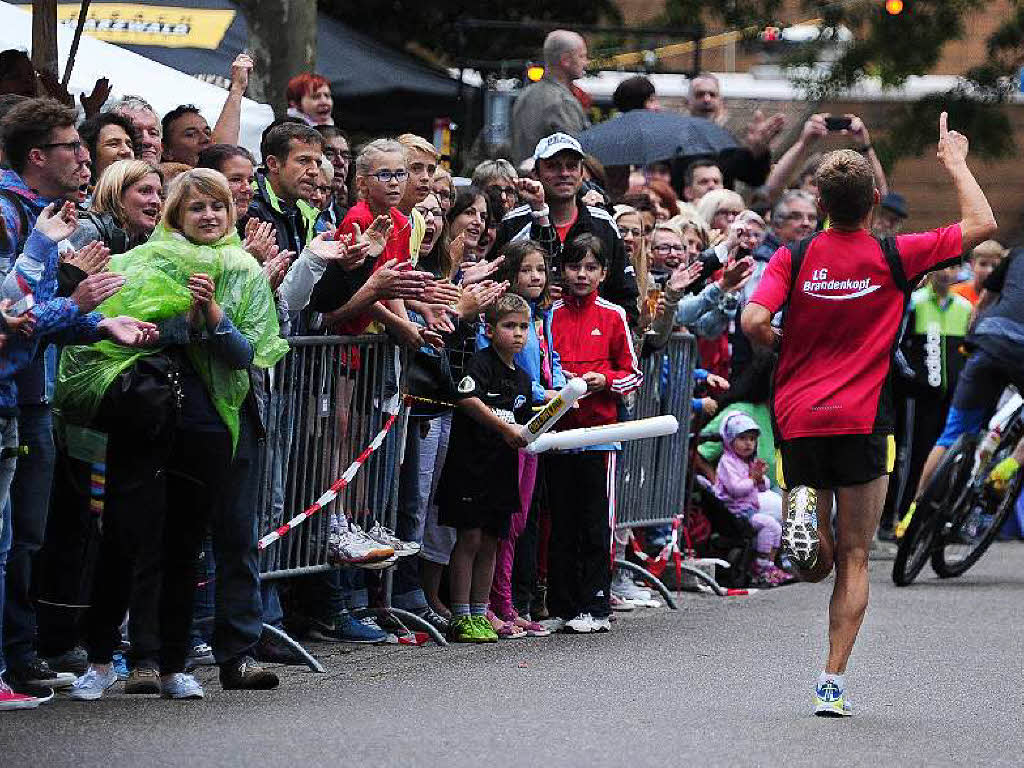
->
xmin=366 ymin=522 xmax=421 ymax=558
xmin=538 ymin=617 xmax=566 ymax=633
xmin=611 ymin=572 xmax=652 ymax=602
xmin=160 ymin=673 xmax=204 ymax=700
xmin=328 ymin=521 xmax=395 ymax=565
xmin=563 ymin=613 xmax=595 ymax=634
xmin=610 ymin=594 xmax=635 ymax=612
xmin=590 ymin=615 xmax=611 ymax=633
xmin=69 ymin=665 xmax=118 ymax=701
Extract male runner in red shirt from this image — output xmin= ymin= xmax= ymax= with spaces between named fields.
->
xmin=741 ymin=113 xmax=996 ymax=717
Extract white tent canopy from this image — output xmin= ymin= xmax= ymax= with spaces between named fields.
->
xmin=0 ymin=1 xmax=273 ymax=154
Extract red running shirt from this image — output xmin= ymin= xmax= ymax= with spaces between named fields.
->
xmin=749 ymin=225 xmax=963 ymax=440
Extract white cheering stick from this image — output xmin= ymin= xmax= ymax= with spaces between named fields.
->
xmin=526 ymin=415 xmax=679 ymax=454
xmin=523 ymin=377 xmax=588 ymax=443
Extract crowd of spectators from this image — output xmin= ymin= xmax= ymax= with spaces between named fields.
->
xmin=0 ymin=28 xmax=1002 ymax=711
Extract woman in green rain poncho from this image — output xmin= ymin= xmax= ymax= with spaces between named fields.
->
xmin=57 ymin=169 xmax=289 ymax=701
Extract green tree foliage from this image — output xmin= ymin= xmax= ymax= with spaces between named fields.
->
xmin=662 ymin=0 xmax=1023 ymax=164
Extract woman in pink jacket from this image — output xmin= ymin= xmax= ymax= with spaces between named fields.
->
xmin=712 ymin=412 xmax=792 ymax=586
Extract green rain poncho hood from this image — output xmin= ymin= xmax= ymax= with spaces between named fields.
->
xmin=55 ymin=224 xmax=290 ymax=447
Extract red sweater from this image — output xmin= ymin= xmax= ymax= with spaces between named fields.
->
xmin=552 ymin=290 xmax=642 ymax=429
xmin=335 ymin=201 xmax=411 ymax=335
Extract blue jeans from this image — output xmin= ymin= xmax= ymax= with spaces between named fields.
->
xmin=0 ymin=416 xmax=20 ymax=674
xmin=3 ymin=404 xmax=54 ymax=669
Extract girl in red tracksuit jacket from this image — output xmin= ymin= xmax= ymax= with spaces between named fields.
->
xmin=546 ymin=234 xmax=642 ymax=633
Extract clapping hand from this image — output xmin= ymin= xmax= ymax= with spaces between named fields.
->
xmin=354 ymin=216 xmax=393 ymax=260
xmin=0 ymin=299 xmax=35 ymax=338
xmin=668 ymin=261 xmax=703 ymax=293
xmin=99 ymin=316 xmax=160 ymax=347
xmin=719 ymin=256 xmax=754 ymax=293
xmin=460 ymin=255 xmax=504 ymax=286
xmin=263 ymin=251 xmax=293 ymax=293
xmin=366 ymin=259 xmax=433 ymax=300
xmin=35 ymin=201 xmax=78 ymax=243
xmin=243 ymin=219 xmax=278 ymax=264
xmin=62 ymin=240 xmax=111 ymax=275
xmin=307 ymin=231 xmax=370 ymax=271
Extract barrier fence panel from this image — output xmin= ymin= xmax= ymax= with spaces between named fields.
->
xmin=615 ymin=334 xmax=697 ymax=529
xmin=257 ymin=335 xmax=406 ymax=580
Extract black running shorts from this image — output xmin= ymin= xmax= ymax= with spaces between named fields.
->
xmin=775 ymin=433 xmax=895 ymax=491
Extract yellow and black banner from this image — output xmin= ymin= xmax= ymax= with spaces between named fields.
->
xmin=19 ymin=3 xmax=236 ymax=49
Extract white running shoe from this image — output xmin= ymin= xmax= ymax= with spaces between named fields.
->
xmin=328 ymin=521 xmax=395 ymax=566
xmin=366 ymin=522 xmax=421 ymax=558
xmin=160 ymin=673 xmax=204 ymax=700
xmin=589 ymin=616 xmax=611 ymax=633
xmin=538 ymin=617 xmax=566 ymax=633
xmin=69 ymin=665 xmax=118 ymax=701
xmin=611 ymin=572 xmax=652 ymax=603
xmin=563 ymin=613 xmax=595 ymax=634
xmin=814 ymin=679 xmax=853 ymax=717
xmin=782 ymin=486 xmax=820 ymax=571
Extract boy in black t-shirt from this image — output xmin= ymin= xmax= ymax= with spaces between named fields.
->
xmin=436 ymin=295 xmax=533 ymax=643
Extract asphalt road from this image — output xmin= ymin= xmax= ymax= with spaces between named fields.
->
xmin=5 ymin=544 xmax=1024 ymax=767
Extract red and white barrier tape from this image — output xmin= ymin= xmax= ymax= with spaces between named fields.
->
xmin=257 ymin=409 xmax=400 ymax=551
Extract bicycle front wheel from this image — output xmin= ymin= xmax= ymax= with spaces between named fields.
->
xmin=931 ymin=469 xmax=1019 ymax=579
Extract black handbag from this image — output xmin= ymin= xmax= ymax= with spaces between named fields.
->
xmin=96 ymin=352 xmax=184 ymax=440
xmin=406 ymin=347 xmax=456 ymax=417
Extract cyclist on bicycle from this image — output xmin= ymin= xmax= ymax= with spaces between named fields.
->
xmin=897 ymin=246 xmax=1024 ymax=538
xmin=742 ymin=113 xmax=996 ymax=717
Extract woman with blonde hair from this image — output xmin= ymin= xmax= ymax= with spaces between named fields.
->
xmin=68 ymin=159 xmax=164 ymax=255
xmin=60 ymin=168 xmax=289 ymax=702
xmin=696 ymin=188 xmax=745 ymax=235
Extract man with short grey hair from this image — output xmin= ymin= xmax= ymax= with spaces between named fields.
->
xmin=510 ymin=30 xmax=590 ymax=164
xmin=108 ymin=95 xmax=162 ymax=164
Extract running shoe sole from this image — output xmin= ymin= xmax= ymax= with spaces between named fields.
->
xmin=814 ymin=698 xmax=852 ymax=717
xmin=782 ymin=486 xmax=820 ymax=571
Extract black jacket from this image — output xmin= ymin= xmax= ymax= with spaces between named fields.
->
xmin=238 ymin=171 xmax=318 ymax=256
xmin=492 ymin=199 xmax=640 ymax=323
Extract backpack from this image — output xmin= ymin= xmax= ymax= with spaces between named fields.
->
xmin=0 ymin=188 xmax=30 ymax=252
xmin=77 ymin=210 xmax=130 ymax=254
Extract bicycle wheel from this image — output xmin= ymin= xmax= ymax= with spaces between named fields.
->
xmin=931 ymin=457 xmax=1020 ymax=579
xmin=892 ymin=435 xmax=973 ymax=586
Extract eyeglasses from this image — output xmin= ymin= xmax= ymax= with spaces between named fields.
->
xmin=716 ymin=209 xmax=743 ymax=217
xmin=487 ymin=185 xmax=517 ymax=197
xmin=783 ymin=211 xmax=818 ymax=222
xmin=434 ymin=190 xmax=454 ymax=201
xmin=618 ymin=227 xmax=643 ymax=238
xmin=416 ymin=206 xmax=443 ymax=218
xmin=652 ymin=244 xmax=686 ymax=254
xmin=38 ymin=140 xmax=88 ymax=156
xmin=369 ymin=169 xmax=409 ymax=183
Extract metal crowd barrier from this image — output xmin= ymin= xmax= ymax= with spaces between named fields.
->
xmin=256 ymin=335 xmax=405 ymax=580
xmin=615 ymin=333 xmax=698 ymax=529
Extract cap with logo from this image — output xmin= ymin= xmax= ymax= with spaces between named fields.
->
xmin=533 ymin=132 xmax=585 ymax=162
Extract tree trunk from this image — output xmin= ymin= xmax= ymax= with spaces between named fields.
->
xmin=238 ymin=0 xmax=317 ymax=118
xmin=31 ymin=0 xmax=58 ymax=77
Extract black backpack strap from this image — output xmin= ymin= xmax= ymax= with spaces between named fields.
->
xmin=781 ymin=233 xmax=818 ymax=314
xmin=0 ymin=189 xmax=30 ymax=252
xmin=876 ymin=235 xmax=910 ymax=294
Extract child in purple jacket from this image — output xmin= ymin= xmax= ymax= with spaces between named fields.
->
xmin=712 ymin=412 xmax=791 ymax=586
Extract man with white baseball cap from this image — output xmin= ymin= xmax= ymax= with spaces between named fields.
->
xmin=493 ymin=132 xmax=639 ymax=322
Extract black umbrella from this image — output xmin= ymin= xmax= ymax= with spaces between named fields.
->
xmin=579 ymin=110 xmax=738 ymax=166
